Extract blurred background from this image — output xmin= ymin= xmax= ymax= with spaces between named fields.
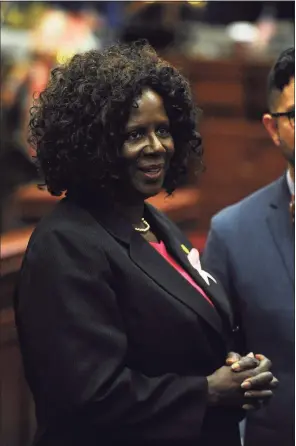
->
xmin=0 ymin=2 xmax=294 ymax=446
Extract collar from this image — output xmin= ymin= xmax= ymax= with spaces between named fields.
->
xmin=65 ymin=192 xmax=232 ymax=337
xmin=286 ymin=169 xmax=294 ymax=196
xmin=66 ymin=191 xmax=162 ymax=246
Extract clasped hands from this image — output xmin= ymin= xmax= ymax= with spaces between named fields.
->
xmin=207 ymin=352 xmax=279 ymax=410
xmin=227 ymin=352 xmax=278 ymax=410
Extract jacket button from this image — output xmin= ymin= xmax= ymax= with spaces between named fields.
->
xmin=232 ymin=325 xmax=240 ymax=332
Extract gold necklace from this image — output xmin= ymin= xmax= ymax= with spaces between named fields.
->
xmin=134 ymin=218 xmax=150 ymax=233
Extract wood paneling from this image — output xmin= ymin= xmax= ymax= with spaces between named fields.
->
xmin=166 ymin=55 xmax=270 ymax=119
xmin=13 ymin=185 xmax=201 ymax=224
xmin=193 ymin=81 xmax=244 ymax=113
xmin=0 ymin=303 xmax=36 ymax=446
xmin=196 ymin=118 xmax=285 ymax=229
xmin=1 ymin=227 xmax=34 ymax=276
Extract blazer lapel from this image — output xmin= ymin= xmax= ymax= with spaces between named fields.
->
xmin=143 ymin=205 xmax=233 ymax=334
xmin=166 ymin=235 xmax=235 ymax=328
xmin=266 ymin=176 xmax=295 ymax=286
xmin=74 ymin=195 xmax=225 ymax=337
xmin=129 ymin=230 xmax=224 ymax=337
xmin=147 ymin=207 xmax=234 ymax=328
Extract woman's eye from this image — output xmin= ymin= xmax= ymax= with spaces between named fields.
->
xmin=156 ymin=126 xmax=170 ymax=137
xmin=127 ymin=130 xmax=143 ymax=141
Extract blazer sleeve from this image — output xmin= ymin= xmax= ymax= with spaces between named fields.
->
xmin=16 ymin=226 xmax=209 ymax=443
xmin=202 ymin=220 xmax=246 ymax=354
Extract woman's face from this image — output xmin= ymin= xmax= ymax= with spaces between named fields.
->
xmin=121 ymin=88 xmax=175 ymax=201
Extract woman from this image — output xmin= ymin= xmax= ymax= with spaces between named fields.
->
xmin=15 ymin=41 xmax=277 ymax=446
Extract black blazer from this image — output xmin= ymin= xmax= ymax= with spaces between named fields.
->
xmin=15 ymin=194 xmax=242 ymax=446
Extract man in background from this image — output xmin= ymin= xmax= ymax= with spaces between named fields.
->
xmin=202 ymin=47 xmax=294 ymax=446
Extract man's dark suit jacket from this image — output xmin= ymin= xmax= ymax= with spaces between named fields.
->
xmin=203 ymin=176 xmax=295 ymax=446
xmin=15 ymin=193 xmax=243 ymax=446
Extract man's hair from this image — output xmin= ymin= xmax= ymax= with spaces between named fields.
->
xmin=267 ymin=47 xmax=295 ymax=110
xmin=29 ymin=40 xmax=203 ymax=197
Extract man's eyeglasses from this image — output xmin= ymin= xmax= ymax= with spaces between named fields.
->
xmin=270 ymin=109 xmax=295 ymax=128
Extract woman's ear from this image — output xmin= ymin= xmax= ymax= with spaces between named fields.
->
xmin=262 ymin=114 xmax=280 ymax=146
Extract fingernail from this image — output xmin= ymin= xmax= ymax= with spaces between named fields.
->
xmin=242 ymin=404 xmax=254 ymax=411
xmin=231 ymin=363 xmax=240 ymax=371
xmin=241 ymin=381 xmax=251 ymax=389
xmin=244 ymin=392 xmax=252 ymax=397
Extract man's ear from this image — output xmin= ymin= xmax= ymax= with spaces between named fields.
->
xmin=262 ymin=113 xmax=280 ymax=146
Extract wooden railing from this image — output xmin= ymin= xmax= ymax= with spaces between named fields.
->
xmin=13 ymin=184 xmax=201 ymax=224
xmin=1 ymin=226 xmax=37 ymax=446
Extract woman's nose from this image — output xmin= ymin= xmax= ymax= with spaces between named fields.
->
xmin=148 ymin=133 xmax=165 ymax=153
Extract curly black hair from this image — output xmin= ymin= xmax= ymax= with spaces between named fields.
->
xmin=29 ymin=40 xmax=203 ymax=197
xmin=267 ymin=47 xmax=295 ymax=110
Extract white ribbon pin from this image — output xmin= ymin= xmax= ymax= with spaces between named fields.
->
xmin=187 ymin=248 xmax=217 ymax=286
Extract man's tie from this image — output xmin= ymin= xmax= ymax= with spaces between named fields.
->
xmin=290 ymin=194 xmax=295 ymax=223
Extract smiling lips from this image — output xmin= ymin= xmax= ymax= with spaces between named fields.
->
xmin=138 ymin=163 xmax=165 ymax=179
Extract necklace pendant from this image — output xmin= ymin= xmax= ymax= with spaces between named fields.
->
xmin=134 ymin=218 xmax=150 ymax=233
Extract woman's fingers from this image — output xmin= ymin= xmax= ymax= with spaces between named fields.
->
xmin=269 ymin=377 xmax=279 ymax=388
xmin=241 ymin=371 xmax=273 ymax=389
xmin=228 ymin=353 xmax=272 ymax=373
xmin=242 ymin=403 xmax=258 ymax=411
xmin=254 ymin=355 xmax=272 ymax=372
xmin=243 ymin=389 xmax=274 ymax=411
xmin=226 ymin=351 xmax=241 ymax=365
xmin=231 ymin=354 xmax=259 ymax=372
xmin=244 ymin=390 xmax=273 ymax=399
